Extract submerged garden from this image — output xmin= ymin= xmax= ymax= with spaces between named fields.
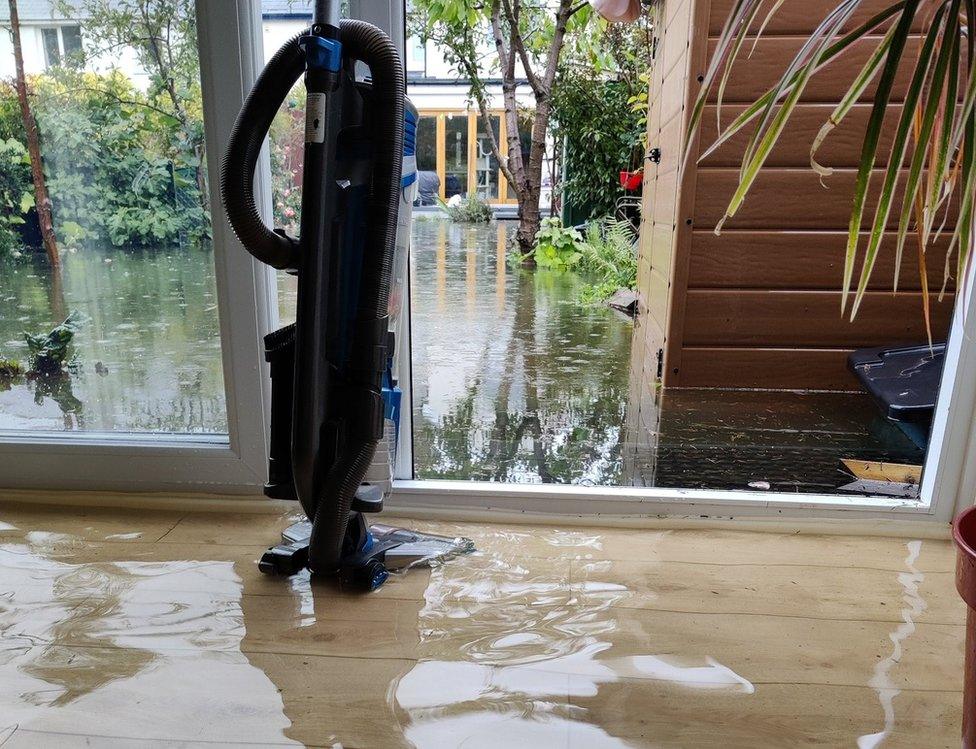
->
xmin=0 ymin=0 xmax=667 ymax=486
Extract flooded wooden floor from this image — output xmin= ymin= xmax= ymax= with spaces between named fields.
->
xmin=0 ymin=500 xmax=964 ymax=747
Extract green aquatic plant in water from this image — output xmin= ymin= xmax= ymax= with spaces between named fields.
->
xmin=530 ymin=218 xmax=586 ymax=270
xmin=23 ymin=310 xmax=83 ymax=375
xmin=0 ymin=358 xmax=23 ymax=380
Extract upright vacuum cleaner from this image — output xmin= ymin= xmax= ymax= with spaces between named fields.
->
xmin=220 ymin=1 xmax=471 ymax=590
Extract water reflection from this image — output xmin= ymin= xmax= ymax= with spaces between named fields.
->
xmin=0 ymin=245 xmax=226 ymax=434
xmin=858 ymin=540 xmax=927 ymax=749
xmin=392 ymin=532 xmax=754 ymax=748
xmin=0 ymin=535 xmax=295 ymax=744
xmin=409 ymin=218 xmax=633 ymax=485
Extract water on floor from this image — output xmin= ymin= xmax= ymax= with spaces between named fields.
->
xmin=0 ymin=504 xmax=964 ymax=747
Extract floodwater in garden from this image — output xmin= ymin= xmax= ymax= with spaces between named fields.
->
xmin=0 ymin=245 xmax=226 ymax=434
xmin=0 ymin=219 xmax=924 ymax=491
xmin=408 ymin=218 xmax=634 ymax=484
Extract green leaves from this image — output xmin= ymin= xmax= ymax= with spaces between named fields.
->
xmin=577 ymin=215 xmax=638 ymax=301
xmin=438 ymin=195 xmax=494 ymax=223
xmin=533 ymin=218 xmax=586 ymax=269
xmin=23 ymin=310 xmax=84 ymax=375
xmin=691 ymin=0 xmax=975 ymax=331
xmin=0 ymin=67 xmax=210 ymax=249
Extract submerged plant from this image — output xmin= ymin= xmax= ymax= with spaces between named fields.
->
xmin=23 ymin=310 xmax=83 ymax=375
xmin=437 ymin=194 xmax=494 ymax=223
xmin=0 ymin=358 xmax=23 ymax=380
xmin=530 ymin=218 xmax=587 ymax=269
xmin=690 ymin=0 xmax=976 ymax=334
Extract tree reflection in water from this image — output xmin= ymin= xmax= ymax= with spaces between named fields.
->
xmin=410 ymin=219 xmax=633 ymax=484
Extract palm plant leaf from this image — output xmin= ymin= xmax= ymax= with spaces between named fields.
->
xmin=690 ymin=0 xmax=974 ymax=327
xmin=693 ymin=2 xmax=908 ymax=164
xmin=850 ymin=1 xmax=949 ymax=318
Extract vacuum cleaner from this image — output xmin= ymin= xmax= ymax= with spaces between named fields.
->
xmin=219 ymin=0 xmax=471 ymax=590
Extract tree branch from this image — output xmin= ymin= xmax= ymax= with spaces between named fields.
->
xmin=500 ymin=0 xmax=543 ymax=95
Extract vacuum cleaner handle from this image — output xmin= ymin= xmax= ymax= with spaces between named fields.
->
xmin=220 ymin=20 xmax=405 ymax=275
xmin=220 ymin=33 xmax=306 ymax=271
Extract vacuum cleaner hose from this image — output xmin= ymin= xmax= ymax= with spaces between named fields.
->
xmin=220 ymin=31 xmax=305 ymax=270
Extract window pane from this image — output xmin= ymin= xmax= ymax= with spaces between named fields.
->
xmin=413 ymin=114 xmax=438 ymax=206
xmin=41 ymin=28 xmax=61 ymax=67
xmin=61 ymin=26 xmax=84 ymax=67
xmin=0 ymin=4 xmax=226 ymax=435
xmin=443 ymin=113 xmax=467 ymax=199
xmin=474 ymin=115 xmax=500 ymax=201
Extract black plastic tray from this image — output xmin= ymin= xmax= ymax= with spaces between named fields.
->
xmin=848 ymin=343 xmax=946 ymax=424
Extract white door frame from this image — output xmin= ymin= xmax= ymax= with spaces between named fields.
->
xmin=390 ymin=272 xmax=976 ymax=524
xmin=0 ymin=1 xmax=272 ymax=494
xmin=382 ymin=0 xmax=976 ymax=524
xmin=3 ymin=0 xmax=974 ymax=527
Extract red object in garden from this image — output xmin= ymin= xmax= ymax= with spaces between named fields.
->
xmin=954 ymin=505 xmax=976 ymax=747
xmin=619 ymin=170 xmax=643 ymax=191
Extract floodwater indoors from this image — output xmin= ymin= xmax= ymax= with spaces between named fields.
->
xmin=0 ymin=502 xmax=965 ymax=746
xmin=0 ymin=245 xmax=226 ymax=435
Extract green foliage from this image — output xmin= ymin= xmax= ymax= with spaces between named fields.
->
xmin=551 ymin=16 xmax=656 ymax=220
xmin=438 ymin=194 xmax=493 ymax=223
xmin=23 ymin=310 xmax=83 ymax=375
xmin=552 ymin=78 xmax=643 ymax=220
xmin=269 ymin=84 xmax=306 ymax=236
xmin=577 ymin=216 xmax=638 ymax=303
xmin=0 ymin=69 xmax=209 ymax=248
xmin=0 ymin=137 xmax=31 ymax=252
xmin=0 ymin=358 xmax=23 ymax=380
xmin=532 ymin=218 xmax=585 ymax=269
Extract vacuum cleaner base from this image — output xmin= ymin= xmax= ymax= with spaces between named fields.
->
xmin=258 ymin=518 xmax=475 ymax=590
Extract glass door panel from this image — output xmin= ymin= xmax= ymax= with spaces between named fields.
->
xmin=0 ymin=3 xmax=225 ymax=436
xmin=443 ymin=113 xmax=468 ymax=199
xmin=474 ymin=115 xmax=501 ymax=201
xmin=415 ymin=114 xmax=438 ymax=206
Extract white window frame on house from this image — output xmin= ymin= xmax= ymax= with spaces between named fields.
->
xmin=1 ymin=0 xmax=974 ymax=530
xmin=39 ymin=24 xmax=82 ymax=68
xmin=0 ymin=1 xmax=274 ymax=494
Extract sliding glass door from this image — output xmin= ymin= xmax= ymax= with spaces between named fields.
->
xmin=0 ymin=1 xmax=273 ymax=492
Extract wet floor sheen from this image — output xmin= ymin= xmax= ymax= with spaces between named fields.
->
xmin=0 ymin=502 xmax=964 ymax=747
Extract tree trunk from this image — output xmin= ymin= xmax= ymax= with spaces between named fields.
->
xmin=9 ymin=0 xmax=59 ymax=269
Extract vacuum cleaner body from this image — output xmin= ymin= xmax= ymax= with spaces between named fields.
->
xmin=220 ymin=4 xmax=470 ymax=589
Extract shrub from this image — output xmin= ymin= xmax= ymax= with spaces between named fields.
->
xmin=438 ymin=194 xmax=493 ymax=223
xmin=531 ymin=218 xmax=585 ymax=269
xmin=23 ymin=310 xmax=83 ymax=375
xmin=577 ymin=216 xmax=638 ymax=303
xmin=0 ymin=137 xmax=31 ymax=252
xmin=0 ymin=69 xmax=209 ymax=249
xmin=269 ymin=84 xmax=306 ymax=236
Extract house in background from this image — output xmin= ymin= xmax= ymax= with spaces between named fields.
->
xmin=0 ymin=1 xmax=147 ymax=86
xmin=263 ymin=0 xmax=536 ymax=206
